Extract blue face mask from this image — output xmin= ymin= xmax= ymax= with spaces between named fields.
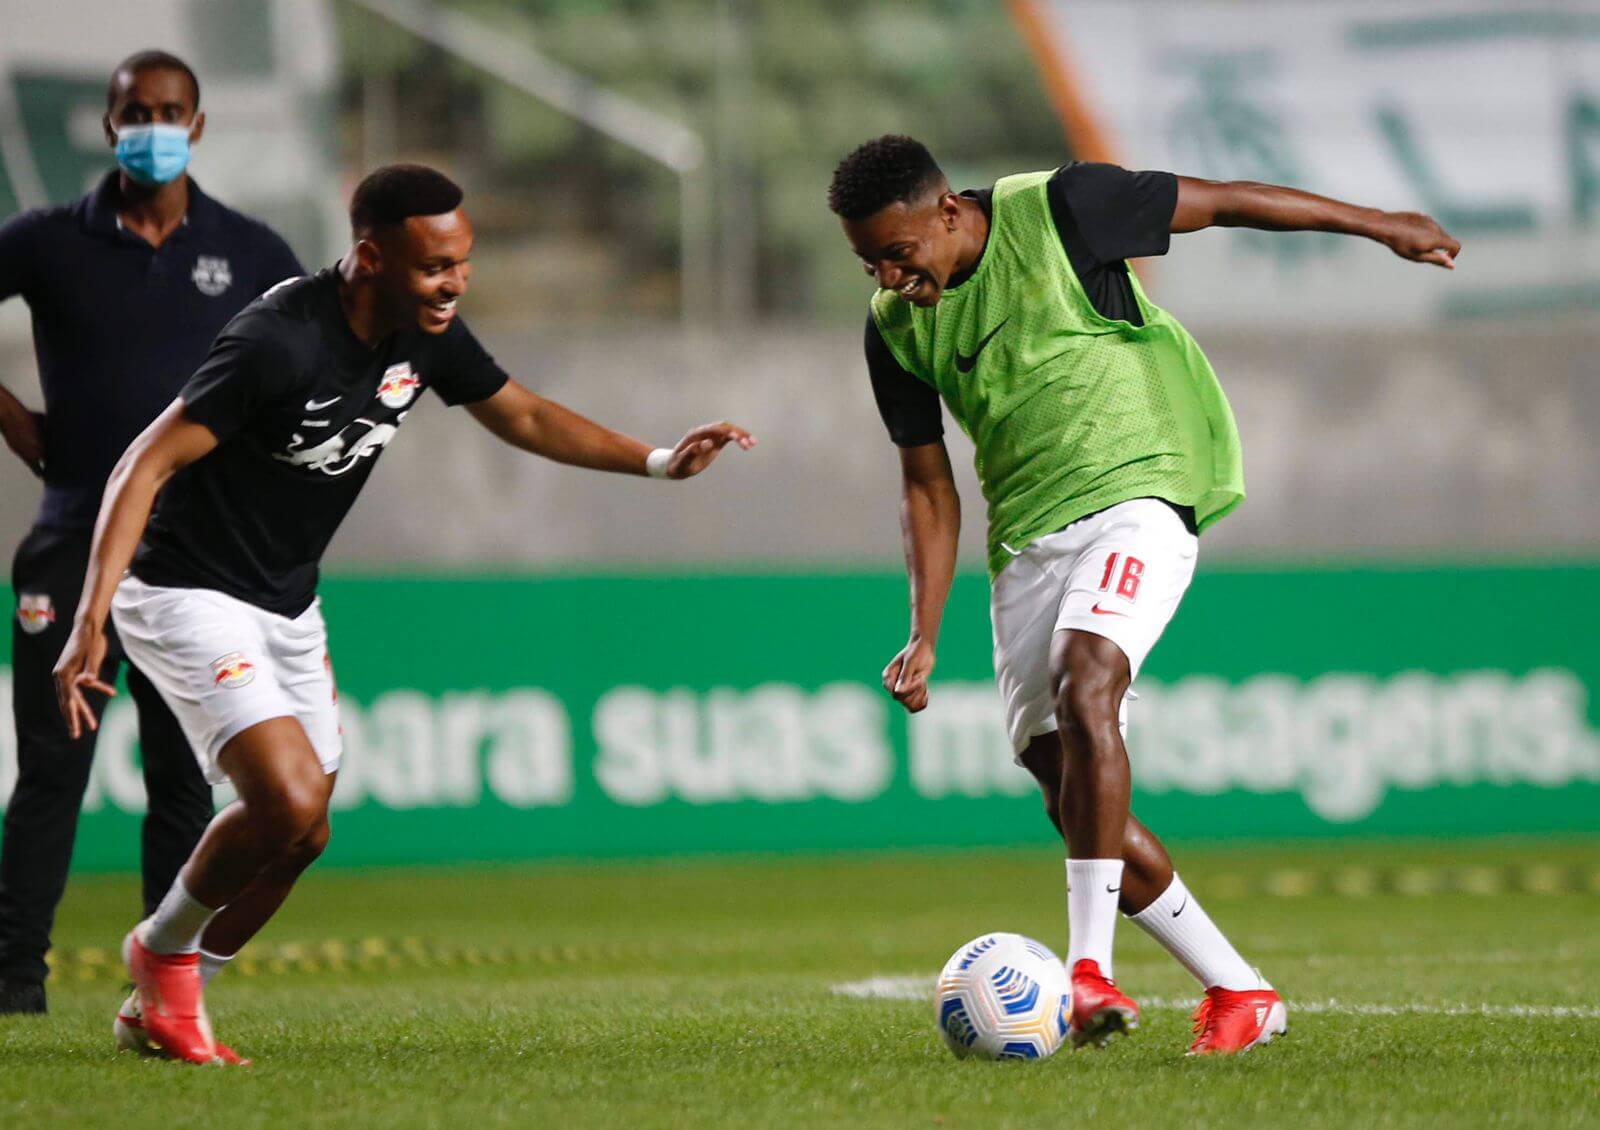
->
xmin=115 ymin=123 xmax=192 ymax=186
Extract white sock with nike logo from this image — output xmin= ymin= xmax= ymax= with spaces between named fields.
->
xmin=1065 ymin=858 xmax=1124 ymax=977
xmin=1128 ymin=873 xmax=1257 ymax=991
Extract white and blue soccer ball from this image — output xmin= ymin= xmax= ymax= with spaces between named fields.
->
xmin=936 ymin=933 xmax=1071 ymax=1061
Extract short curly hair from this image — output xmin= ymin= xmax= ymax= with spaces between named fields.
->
xmin=827 ymin=135 xmax=946 ymax=220
xmin=349 ymin=164 xmax=464 ymax=236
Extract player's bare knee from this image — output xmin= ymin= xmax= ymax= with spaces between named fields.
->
xmin=258 ymin=773 xmax=329 ymax=849
xmin=1054 ymin=676 xmax=1121 ymax=752
xmin=1052 ymin=637 xmax=1128 ymax=743
xmin=287 ymin=817 xmax=331 ymax=870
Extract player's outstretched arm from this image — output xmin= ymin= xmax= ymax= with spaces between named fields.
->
xmin=1170 ymin=177 xmax=1461 ymax=268
xmin=883 ymin=441 xmax=961 ymax=714
xmin=52 ymin=401 xmax=219 ymax=738
xmin=466 ymin=377 xmax=754 ymax=479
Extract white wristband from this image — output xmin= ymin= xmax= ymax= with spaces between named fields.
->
xmin=645 ymin=447 xmax=673 ymax=479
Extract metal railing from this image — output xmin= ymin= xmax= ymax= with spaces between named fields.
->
xmin=345 ymin=0 xmax=713 ymax=329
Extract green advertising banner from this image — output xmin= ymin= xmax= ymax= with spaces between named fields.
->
xmin=3 ymin=565 xmax=1598 ymax=871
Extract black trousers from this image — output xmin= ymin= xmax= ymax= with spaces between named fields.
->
xmin=0 ymin=525 xmax=212 ymax=986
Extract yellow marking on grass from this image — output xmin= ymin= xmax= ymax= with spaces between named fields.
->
xmin=39 ymin=863 xmax=1594 ymax=983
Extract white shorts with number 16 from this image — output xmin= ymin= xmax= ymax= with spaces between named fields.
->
xmin=989 ymin=497 xmax=1198 ymax=755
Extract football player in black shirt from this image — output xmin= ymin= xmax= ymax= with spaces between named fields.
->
xmin=53 ymin=165 xmax=753 ymax=1064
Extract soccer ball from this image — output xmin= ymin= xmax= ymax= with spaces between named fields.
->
xmin=935 ymin=933 xmax=1071 ymax=1060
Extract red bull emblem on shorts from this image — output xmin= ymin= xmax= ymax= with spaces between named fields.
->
xmin=16 ymin=593 xmax=55 ymax=635
xmin=210 ymin=651 xmax=257 ymax=689
xmin=377 ymin=361 xmax=420 ymax=408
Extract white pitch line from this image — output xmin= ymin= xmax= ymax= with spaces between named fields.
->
xmin=1258 ymin=1000 xmax=1600 ymax=1020
xmin=835 ymin=975 xmax=932 ymax=1000
xmin=831 ymin=976 xmax=1600 ymax=1020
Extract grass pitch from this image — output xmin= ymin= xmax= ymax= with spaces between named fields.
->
xmin=1 ymin=838 xmax=1597 ymax=1129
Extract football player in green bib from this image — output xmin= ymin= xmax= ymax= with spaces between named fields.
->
xmin=829 ymin=135 xmax=1458 ymax=1055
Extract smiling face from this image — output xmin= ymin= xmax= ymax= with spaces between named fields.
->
xmin=841 ymin=190 xmax=968 ymax=307
xmin=361 ymin=208 xmax=474 ymax=334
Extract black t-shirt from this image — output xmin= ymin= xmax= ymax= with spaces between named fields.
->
xmin=866 ymin=162 xmax=1178 ymax=448
xmin=132 ymin=269 xmax=510 ymax=615
xmin=0 ymin=172 xmax=304 ymax=529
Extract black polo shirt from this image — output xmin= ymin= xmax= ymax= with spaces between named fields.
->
xmin=0 ymin=171 xmax=304 ymax=530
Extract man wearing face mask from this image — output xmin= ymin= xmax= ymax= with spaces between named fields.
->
xmin=0 ymin=49 xmax=303 ymax=1014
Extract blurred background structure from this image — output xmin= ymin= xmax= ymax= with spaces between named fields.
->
xmin=0 ymin=0 xmax=1596 ymax=864
xmin=2 ymin=0 xmax=1598 ymax=565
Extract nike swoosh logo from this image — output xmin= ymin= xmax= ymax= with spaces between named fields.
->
xmin=1105 ymin=883 xmax=1122 ymax=893
xmin=1090 ymin=603 xmax=1131 ymax=618
xmin=954 ymin=317 xmax=1009 ymax=373
xmin=305 ymin=396 xmax=342 ymax=411
xmin=1172 ymin=895 xmax=1188 ymax=918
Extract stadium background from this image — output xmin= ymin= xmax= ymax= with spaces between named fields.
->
xmin=1 ymin=5 xmax=1598 ymax=1125
xmin=1 ymin=0 xmax=1597 ymax=865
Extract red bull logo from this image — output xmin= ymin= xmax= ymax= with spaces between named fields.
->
xmin=210 ymin=651 xmax=257 ymax=689
xmin=377 ymin=362 xmax=420 ymax=408
xmin=16 ymin=593 xmax=55 ymax=636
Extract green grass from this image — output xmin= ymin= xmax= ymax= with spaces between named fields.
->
xmin=2 ymin=838 xmax=1598 ymax=1128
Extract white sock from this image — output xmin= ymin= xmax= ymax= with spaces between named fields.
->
xmin=1128 ymin=873 xmax=1258 ymax=991
xmin=199 ymin=948 xmax=234 ymax=987
xmin=139 ymin=878 xmax=218 ymax=955
xmin=1065 ymin=858 xmax=1124 ymax=977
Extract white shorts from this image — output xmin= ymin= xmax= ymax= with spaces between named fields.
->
xmin=111 ymin=575 xmax=342 ymax=785
xmin=990 ymin=498 xmax=1198 ymax=755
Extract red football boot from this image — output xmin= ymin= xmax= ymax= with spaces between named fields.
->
xmin=121 ymin=929 xmax=220 ymax=1065
xmin=115 ymin=988 xmax=249 ymax=1065
xmin=1068 ymin=958 xmax=1141 ymax=1048
xmin=1188 ymin=982 xmax=1288 ymax=1055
